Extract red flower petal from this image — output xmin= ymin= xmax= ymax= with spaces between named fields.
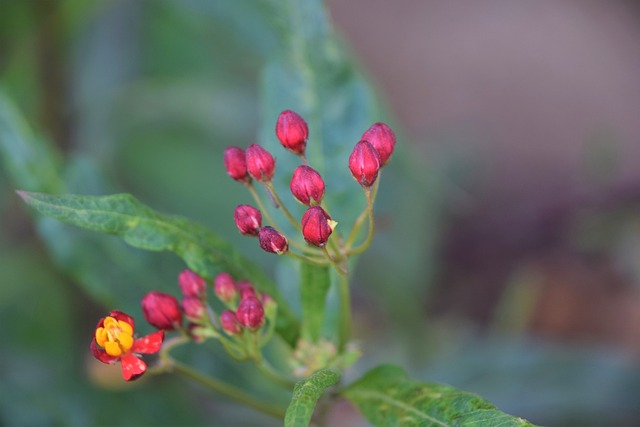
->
xmin=109 ymin=310 xmax=135 ymax=329
xmin=90 ymin=339 xmax=119 ymax=364
xmin=131 ymin=330 xmax=164 ymax=354
xmin=120 ymin=353 xmax=147 ymax=381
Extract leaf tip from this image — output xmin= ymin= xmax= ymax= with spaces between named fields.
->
xmin=15 ymin=190 xmax=29 ymax=202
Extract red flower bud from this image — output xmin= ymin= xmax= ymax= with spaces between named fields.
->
xmin=233 ymin=205 xmax=262 ymax=236
xmin=258 ymin=226 xmax=288 ymax=255
xmin=290 ymin=165 xmax=325 ymax=206
xmin=220 ymin=310 xmax=242 ymax=335
xmin=236 ymin=296 xmax=265 ymax=329
xmin=246 ymin=144 xmax=275 ymax=182
xmin=141 ymin=291 xmax=182 ymax=330
xmin=348 ymin=140 xmax=381 ymax=188
xmin=214 ymin=272 xmax=237 ymax=303
xmin=361 ymin=122 xmax=396 ymax=166
xmin=275 ymin=110 xmax=309 ymax=155
xmin=178 ymin=269 xmax=206 ymax=298
xmin=224 ymin=146 xmax=250 ymax=183
xmin=181 ymin=296 xmax=206 ymax=320
xmin=301 ymin=206 xmax=334 ymax=247
xmin=237 ymin=280 xmax=257 ymax=299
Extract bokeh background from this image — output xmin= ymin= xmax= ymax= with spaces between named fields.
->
xmin=2 ymin=1 xmax=640 ymax=426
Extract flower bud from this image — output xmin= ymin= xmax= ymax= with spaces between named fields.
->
xmin=178 ymin=269 xmax=206 ymax=298
xmin=237 ymin=280 xmax=257 ymax=299
xmin=214 ymin=272 xmax=237 ymax=303
xmin=220 ymin=310 xmax=242 ymax=335
xmin=348 ymin=140 xmax=381 ymax=188
xmin=261 ymin=293 xmax=277 ymax=320
xmin=246 ymin=144 xmax=275 ymax=182
xmin=234 ymin=205 xmax=262 ymax=236
xmin=361 ymin=122 xmax=396 ymax=166
xmin=290 ymin=165 xmax=325 ymax=206
xmin=181 ymin=296 xmax=206 ymax=320
xmin=235 ymin=296 xmax=265 ymax=329
xmin=301 ymin=206 xmax=335 ymax=247
xmin=258 ymin=226 xmax=289 ymax=255
xmin=224 ymin=146 xmax=250 ymax=183
xmin=275 ymin=110 xmax=308 ymax=155
xmin=141 ymin=291 xmax=182 ymax=330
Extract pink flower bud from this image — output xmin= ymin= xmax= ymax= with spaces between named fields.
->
xmin=237 ymin=280 xmax=257 ymax=299
xmin=181 ymin=296 xmax=206 ymax=320
xmin=258 ymin=226 xmax=289 ymax=255
xmin=361 ymin=122 xmax=396 ymax=166
xmin=235 ymin=296 xmax=265 ymax=329
xmin=246 ymin=144 xmax=275 ymax=182
xmin=301 ymin=206 xmax=334 ymax=247
xmin=224 ymin=146 xmax=250 ymax=183
xmin=348 ymin=140 xmax=381 ymax=188
xmin=233 ymin=205 xmax=262 ymax=236
xmin=220 ymin=310 xmax=242 ymax=335
xmin=141 ymin=291 xmax=182 ymax=330
xmin=290 ymin=165 xmax=325 ymax=206
xmin=178 ymin=269 xmax=206 ymax=298
xmin=214 ymin=272 xmax=237 ymax=303
xmin=275 ymin=110 xmax=308 ymax=155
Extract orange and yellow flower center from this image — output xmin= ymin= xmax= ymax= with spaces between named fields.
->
xmin=95 ymin=316 xmax=134 ymax=357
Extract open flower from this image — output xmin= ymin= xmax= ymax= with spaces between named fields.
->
xmin=90 ymin=310 xmax=165 ymax=381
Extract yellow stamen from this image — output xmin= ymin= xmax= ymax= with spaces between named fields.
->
xmin=95 ymin=316 xmax=135 ymax=357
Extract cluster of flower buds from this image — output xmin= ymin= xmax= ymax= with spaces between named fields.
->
xmin=224 ymin=110 xmax=395 ymax=266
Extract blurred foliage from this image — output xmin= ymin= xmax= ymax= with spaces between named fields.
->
xmin=2 ymin=0 xmax=640 ymax=426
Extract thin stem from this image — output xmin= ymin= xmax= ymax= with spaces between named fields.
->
xmin=247 ymin=183 xmax=280 ymax=231
xmin=287 ymin=249 xmax=328 ymax=266
xmin=255 ymin=357 xmax=297 ymax=389
xmin=347 ymin=187 xmax=375 ymax=256
xmin=336 ymin=272 xmax=351 ymax=353
xmin=264 ymin=182 xmax=301 ymax=231
xmin=322 ymin=246 xmax=347 ymax=276
xmin=344 ymin=179 xmax=379 ymax=249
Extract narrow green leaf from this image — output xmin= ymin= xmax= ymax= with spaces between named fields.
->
xmin=17 ymin=191 xmax=299 ymax=345
xmin=342 ymin=365 xmax=538 ymax=427
xmin=285 ymin=369 xmax=341 ymax=427
xmin=300 ymin=263 xmax=331 ymax=342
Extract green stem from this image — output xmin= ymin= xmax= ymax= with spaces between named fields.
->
xmin=264 ymin=182 xmax=301 ymax=231
xmin=255 ymin=358 xmax=297 ymax=389
xmin=337 ymin=271 xmax=351 ymax=353
xmin=322 ymin=246 xmax=347 ymax=276
xmin=347 ymin=187 xmax=375 ymax=256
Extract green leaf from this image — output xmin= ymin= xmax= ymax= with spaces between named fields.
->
xmin=285 ymin=369 xmax=341 ymax=427
xmin=342 ymin=365 xmax=538 ymax=427
xmin=17 ymin=191 xmax=300 ymax=345
xmin=300 ymin=263 xmax=331 ymax=342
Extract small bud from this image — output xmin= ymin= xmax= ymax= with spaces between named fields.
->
xmin=261 ymin=293 xmax=277 ymax=319
xmin=290 ymin=165 xmax=325 ymax=206
xmin=234 ymin=205 xmax=262 ymax=236
xmin=181 ymin=296 xmax=206 ymax=321
xmin=348 ymin=140 xmax=381 ymax=188
xmin=246 ymin=144 xmax=275 ymax=182
xmin=220 ymin=310 xmax=242 ymax=335
xmin=224 ymin=146 xmax=250 ymax=183
xmin=275 ymin=110 xmax=309 ymax=155
xmin=141 ymin=291 xmax=182 ymax=330
xmin=258 ymin=226 xmax=289 ymax=255
xmin=237 ymin=280 xmax=257 ymax=299
xmin=214 ymin=273 xmax=237 ymax=303
xmin=235 ymin=296 xmax=265 ymax=329
xmin=361 ymin=122 xmax=396 ymax=166
xmin=301 ymin=206 xmax=335 ymax=247
xmin=178 ymin=269 xmax=206 ymax=298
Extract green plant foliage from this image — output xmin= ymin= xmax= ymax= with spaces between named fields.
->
xmin=343 ymin=365 xmax=537 ymax=427
xmin=284 ymin=369 xmax=341 ymax=427
xmin=17 ymin=191 xmax=300 ymax=345
xmin=299 ymin=263 xmax=331 ymax=342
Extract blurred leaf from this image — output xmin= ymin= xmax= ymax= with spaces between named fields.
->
xmin=300 ymin=263 xmax=331 ymax=342
xmin=343 ymin=364 xmax=536 ymax=427
xmin=284 ymin=368 xmax=340 ymax=427
xmin=18 ymin=191 xmax=299 ymax=345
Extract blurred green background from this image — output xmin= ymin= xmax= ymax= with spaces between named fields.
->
xmin=2 ymin=1 xmax=640 ymax=426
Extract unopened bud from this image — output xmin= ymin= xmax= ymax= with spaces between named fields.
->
xmin=178 ymin=269 xmax=206 ymax=298
xmin=235 ymin=296 xmax=265 ymax=329
xmin=224 ymin=146 xmax=250 ymax=183
xmin=261 ymin=293 xmax=277 ymax=319
xmin=220 ymin=310 xmax=242 ymax=335
xmin=237 ymin=280 xmax=257 ymax=299
xmin=258 ymin=226 xmax=289 ymax=255
xmin=181 ymin=296 xmax=206 ymax=321
xmin=290 ymin=165 xmax=325 ymax=206
xmin=214 ymin=272 xmax=237 ymax=303
xmin=246 ymin=144 xmax=275 ymax=182
xmin=348 ymin=140 xmax=381 ymax=188
xmin=361 ymin=122 xmax=396 ymax=166
xmin=234 ymin=205 xmax=262 ymax=236
xmin=141 ymin=291 xmax=182 ymax=330
xmin=301 ymin=206 xmax=335 ymax=247
xmin=276 ymin=110 xmax=308 ymax=155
